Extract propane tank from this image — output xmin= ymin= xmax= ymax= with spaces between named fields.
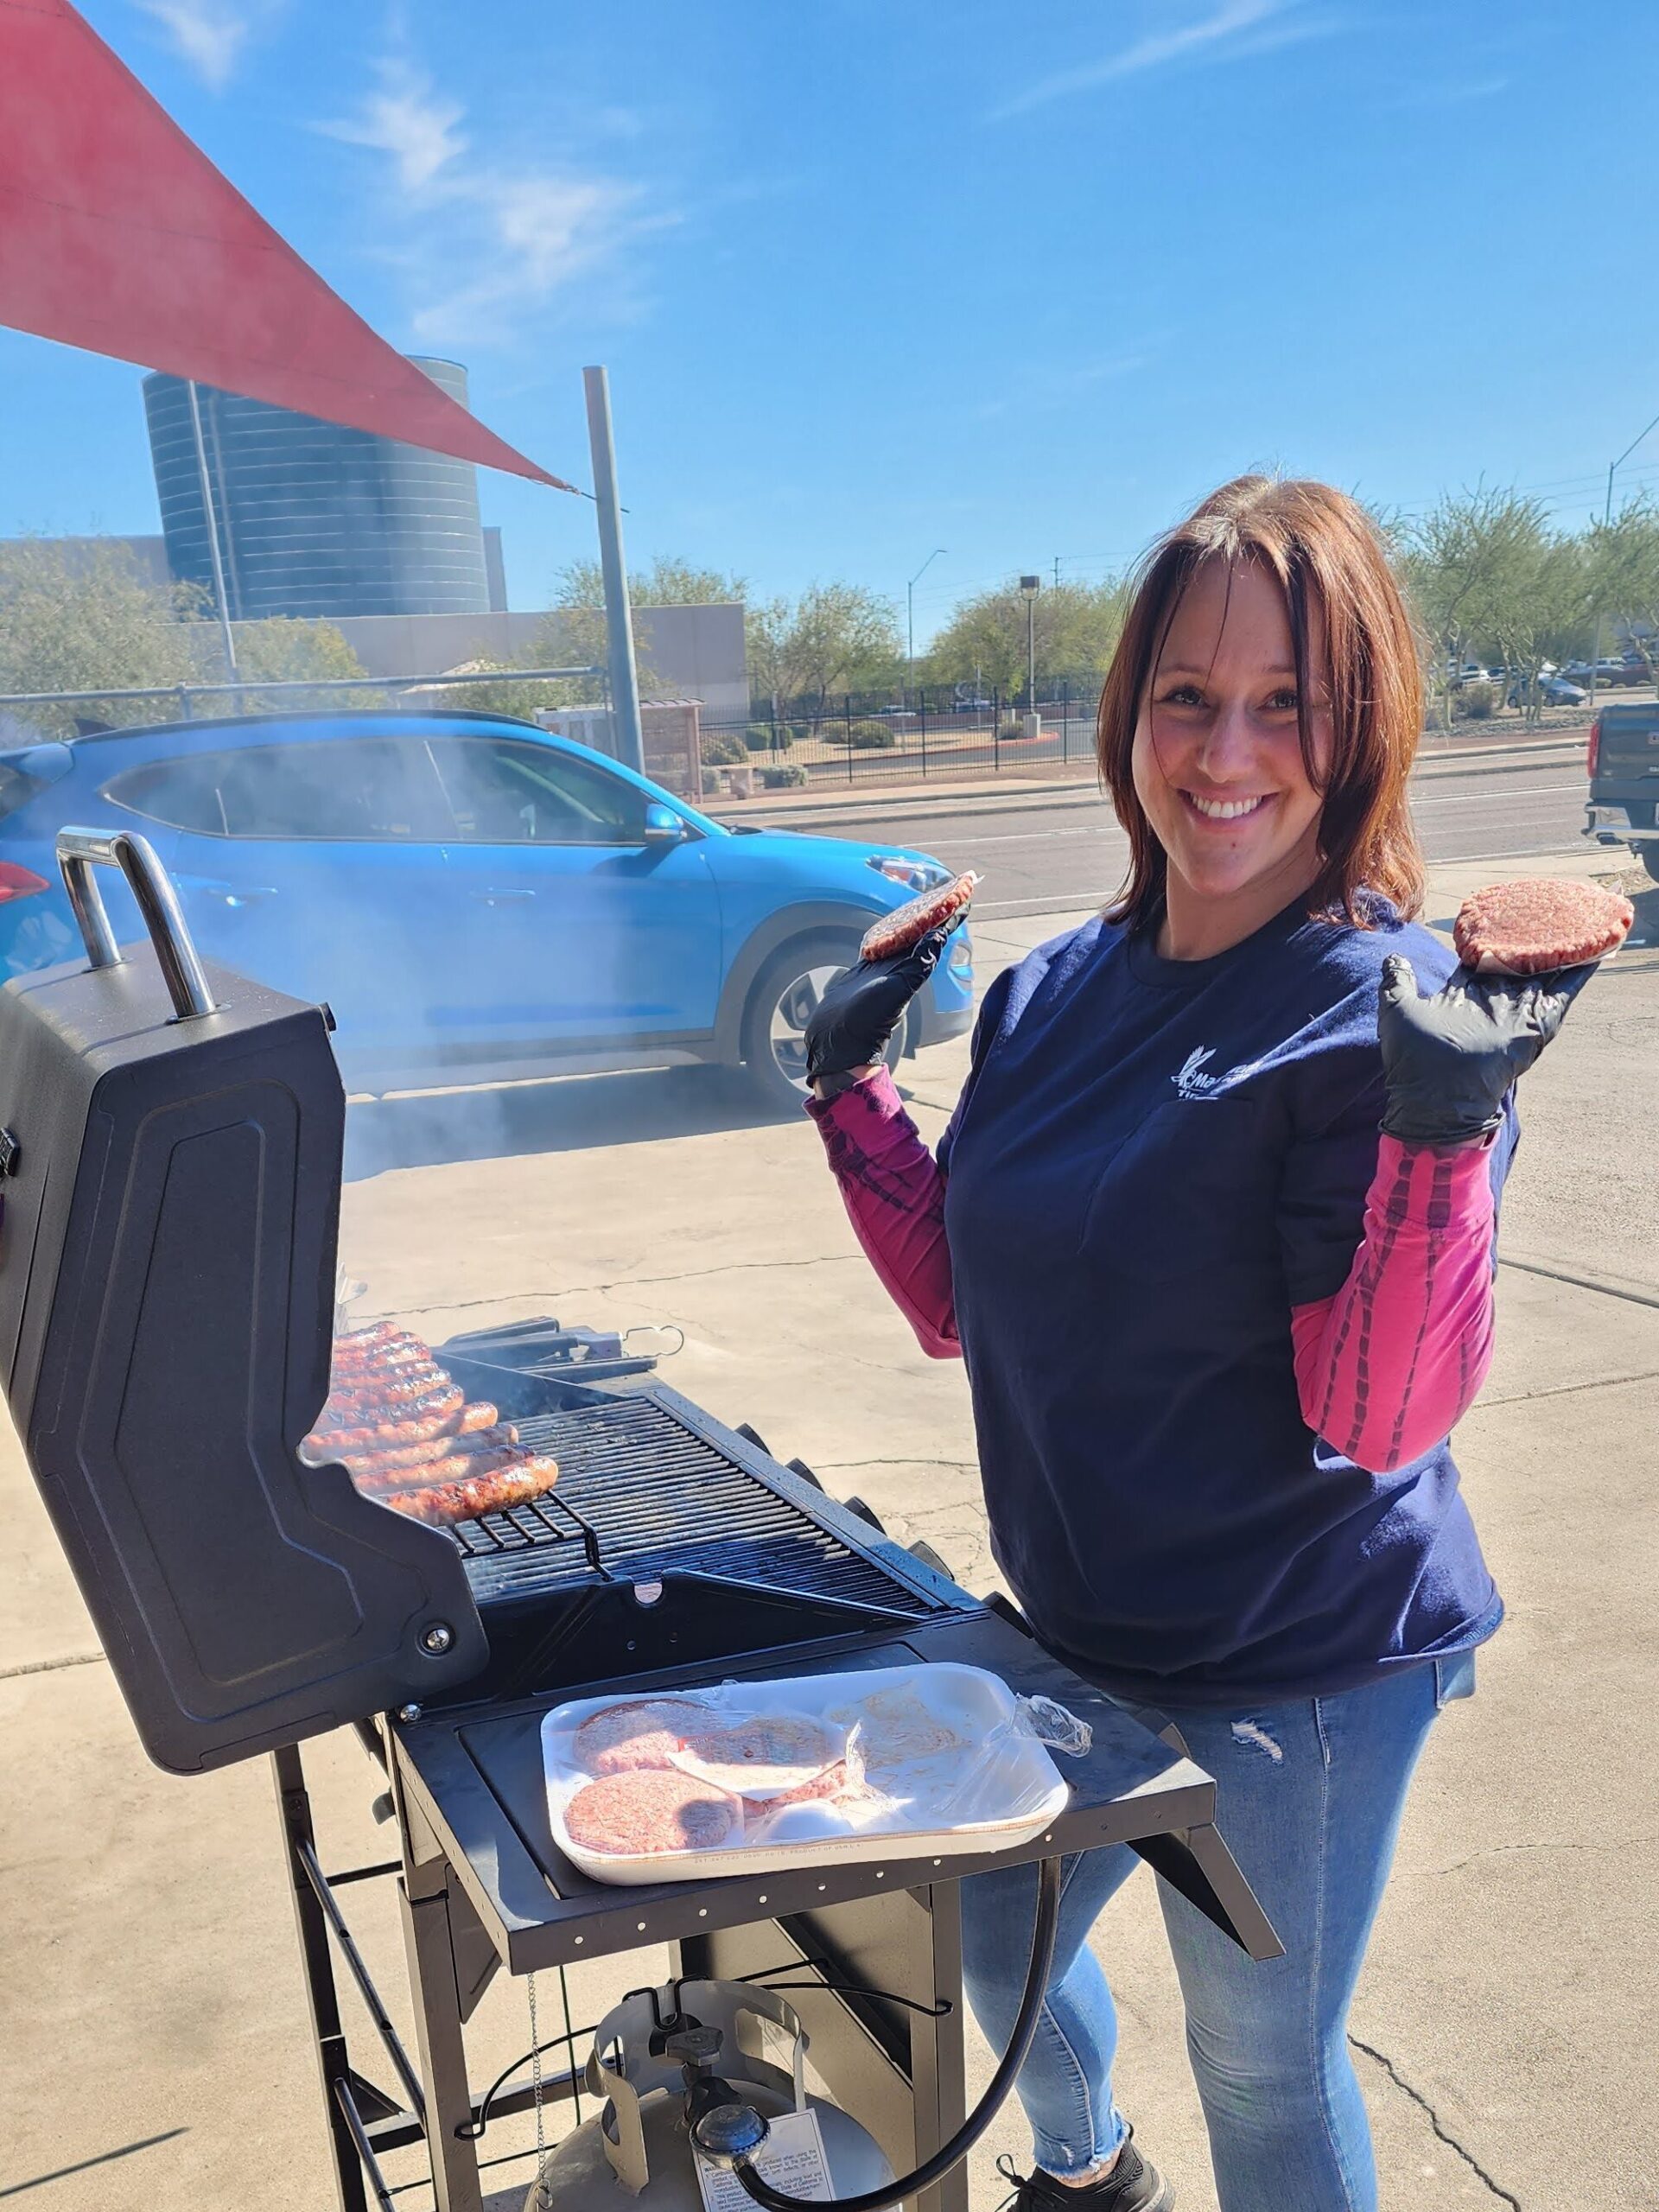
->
xmin=524 ymin=1978 xmax=892 ymax=2209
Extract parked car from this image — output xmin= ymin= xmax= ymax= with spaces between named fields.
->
xmin=1583 ymin=702 xmax=1659 ymax=883
xmin=0 ymin=711 xmax=975 ymax=1109
xmin=1506 ymin=672 xmax=1588 ymax=708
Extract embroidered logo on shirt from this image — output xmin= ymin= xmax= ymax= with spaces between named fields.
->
xmin=1173 ymin=1046 xmax=1264 ymax=1100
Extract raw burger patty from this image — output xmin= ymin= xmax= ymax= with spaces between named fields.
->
xmin=842 ymin=1689 xmax=963 ymax=1773
xmin=572 ymin=1698 xmax=714 ymax=1777
xmin=671 ymin=1715 xmax=840 ymax=1796
xmin=1452 ymin=879 xmax=1633 ymax=975
xmin=860 ymin=871 xmax=979 ymax=963
xmin=564 ymin=1770 xmax=741 ymax=1857
xmin=744 ymin=1746 xmax=869 ymax=1813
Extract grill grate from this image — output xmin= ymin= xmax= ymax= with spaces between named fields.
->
xmin=449 ymin=1394 xmax=931 ymax=1618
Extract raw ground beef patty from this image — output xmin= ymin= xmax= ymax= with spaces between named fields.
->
xmin=670 ymin=1715 xmax=842 ymax=1797
xmin=860 ymin=871 xmax=979 ymax=963
xmin=571 ymin=1698 xmax=712 ymax=1777
xmin=1452 ymin=878 xmax=1634 ymax=975
xmin=563 ymin=1770 xmax=741 ymax=1857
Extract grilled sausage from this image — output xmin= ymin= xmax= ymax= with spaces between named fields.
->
xmin=323 ymin=1364 xmax=452 ymax=1412
xmin=381 ymin=1451 xmax=560 ymax=1526
xmin=347 ymin=1421 xmax=518 ymax=1485
xmin=305 ymin=1386 xmax=466 ymax=1453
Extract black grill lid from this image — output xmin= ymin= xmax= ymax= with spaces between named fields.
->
xmin=0 ymin=830 xmax=486 ymax=1774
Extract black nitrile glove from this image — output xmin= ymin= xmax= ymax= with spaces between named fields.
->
xmin=1377 ymin=954 xmax=1597 ymax=1144
xmin=804 ymin=920 xmax=957 ymax=1088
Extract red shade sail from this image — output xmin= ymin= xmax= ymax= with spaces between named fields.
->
xmin=0 ymin=0 xmax=575 ymax=490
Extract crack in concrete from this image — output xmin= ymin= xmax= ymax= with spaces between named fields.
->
xmin=816 ymin=1457 xmax=979 ymax=1472
xmin=1419 ymin=1833 xmax=1659 ymax=1878
xmin=1347 ymin=2037 xmax=1521 ymax=2208
xmin=0 ymin=1650 xmax=106 ymax=1682
xmin=1475 ymin=1368 xmax=1659 ymax=1410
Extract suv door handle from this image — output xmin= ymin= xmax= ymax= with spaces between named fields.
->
xmin=467 ymin=887 xmax=536 ymax=904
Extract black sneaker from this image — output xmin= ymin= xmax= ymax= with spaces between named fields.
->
xmin=995 ymin=2127 xmax=1174 ymax=2212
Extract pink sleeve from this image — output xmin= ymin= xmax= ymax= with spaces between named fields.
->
xmin=1290 ymin=1133 xmax=1497 ymax=1473
xmin=804 ymin=1067 xmax=960 ymax=1358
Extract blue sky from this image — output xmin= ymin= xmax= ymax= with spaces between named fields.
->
xmin=4 ymin=0 xmax=1656 ymax=642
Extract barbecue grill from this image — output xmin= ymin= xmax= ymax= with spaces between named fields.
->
xmin=3 ymin=828 xmax=1281 ymax=2212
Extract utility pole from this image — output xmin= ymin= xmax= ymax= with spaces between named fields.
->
xmin=583 ymin=365 xmax=644 ymax=772
xmin=1591 ymin=407 xmax=1659 ymax=714
xmin=186 ymin=380 xmax=238 ymax=683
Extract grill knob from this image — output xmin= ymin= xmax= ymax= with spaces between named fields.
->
xmin=418 ymin=1621 xmax=455 ymax=1656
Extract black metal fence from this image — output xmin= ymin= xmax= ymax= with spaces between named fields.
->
xmin=705 ymin=677 xmax=1106 ymax=791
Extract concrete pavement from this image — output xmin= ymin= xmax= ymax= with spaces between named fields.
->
xmin=1 ymin=856 xmax=1654 ymax=2210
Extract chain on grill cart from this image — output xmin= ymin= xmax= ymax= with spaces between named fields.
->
xmin=0 ymin=829 xmax=1282 ymax=2212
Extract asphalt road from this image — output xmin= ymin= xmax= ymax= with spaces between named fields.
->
xmin=800 ymin=741 xmax=1599 ymax=921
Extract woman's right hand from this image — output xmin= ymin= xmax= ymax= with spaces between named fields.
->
xmin=805 ymin=921 xmax=957 ymax=1091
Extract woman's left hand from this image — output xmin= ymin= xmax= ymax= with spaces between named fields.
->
xmin=1376 ymin=955 xmax=1598 ymax=1144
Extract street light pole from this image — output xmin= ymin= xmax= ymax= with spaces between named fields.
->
xmin=1591 ymin=407 xmax=1659 ymax=712
xmin=1020 ymin=575 xmax=1040 ymax=716
xmin=906 ymin=548 xmax=947 ymax=684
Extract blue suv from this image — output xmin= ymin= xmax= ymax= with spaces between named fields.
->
xmin=0 ymin=710 xmax=973 ymax=1108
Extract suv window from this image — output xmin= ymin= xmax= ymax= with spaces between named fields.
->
xmin=105 ymin=739 xmax=451 ymax=840
xmin=428 ymin=736 xmax=648 ymax=845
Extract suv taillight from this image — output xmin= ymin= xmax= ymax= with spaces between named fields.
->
xmin=1586 ymin=716 xmax=1601 ymax=780
xmin=0 ymin=862 xmax=49 ymax=905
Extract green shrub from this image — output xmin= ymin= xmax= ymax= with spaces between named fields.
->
xmin=760 ymin=762 xmax=808 ymax=788
xmin=745 ymin=721 xmax=791 ymax=753
xmin=827 ymin=718 xmax=898 ymax=749
xmin=1457 ymin=681 xmax=1499 ymax=720
xmin=701 ymin=731 xmax=749 ymax=766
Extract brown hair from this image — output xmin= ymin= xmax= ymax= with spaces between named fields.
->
xmin=1096 ymin=475 xmax=1425 ymax=929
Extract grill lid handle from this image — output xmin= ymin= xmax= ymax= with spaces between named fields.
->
xmin=55 ymin=826 xmax=217 ymax=1020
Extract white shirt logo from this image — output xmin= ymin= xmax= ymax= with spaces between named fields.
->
xmin=1173 ymin=1046 xmax=1263 ymax=1100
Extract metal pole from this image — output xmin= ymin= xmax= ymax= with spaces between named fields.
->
xmin=186 ymin=381 xmax=238 ymax=684
xmin=1027 ymin=597 xmax=1036 ymax=712
xmin=906 ymin=549 xmax=946 ymax=685
xmin=1592 ymin=413 xmax=1659 ymax=713
xmin=582 ymin=365 xmax=645 ymax=773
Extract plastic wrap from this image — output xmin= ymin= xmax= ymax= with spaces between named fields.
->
xmin=543 ymin=1662 xmax=1089 ymax=1885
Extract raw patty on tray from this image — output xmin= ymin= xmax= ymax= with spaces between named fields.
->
xmin=1452 ymin=878 xmax=1633 ymax=975
xmin=564 ymin=1770 xmax=741 ymax=1856
xmin=859 ymin=870 xmax=979 ymax=963
xmin=671 ymin=1715 xmax=841 ymax=1796
xmin=835 ymin=1688 xmax=965 ymax=1774
xmin=572 ymin=1698 xmax=714 ymax=1777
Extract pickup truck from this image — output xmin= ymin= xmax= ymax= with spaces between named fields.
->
xmin=1584 ymin=703 xmax=1659 ymax=881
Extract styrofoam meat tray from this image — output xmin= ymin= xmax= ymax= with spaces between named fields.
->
xmin=543 ymin=1662 xmax=1071 ymax=1886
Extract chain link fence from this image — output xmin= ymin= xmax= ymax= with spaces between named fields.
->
xmin=704 ymin=677 xmax=1105 ymax=791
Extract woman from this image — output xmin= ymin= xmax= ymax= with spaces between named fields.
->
xmin=801 ymin=479 xmax=1589 ymax=2212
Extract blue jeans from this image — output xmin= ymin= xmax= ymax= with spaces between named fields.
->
xmin=959 ymin=1654 xmax=1475 ymax=2212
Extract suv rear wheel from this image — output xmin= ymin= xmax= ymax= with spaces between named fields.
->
xmin=1641 ymin=845 xmax=1659 ymax=887
xmin=740 ymin=931 xmax=903 ymax=1112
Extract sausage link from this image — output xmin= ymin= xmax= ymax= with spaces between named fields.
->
xmin=383 ymin=1452 xmax=560 ymax=1527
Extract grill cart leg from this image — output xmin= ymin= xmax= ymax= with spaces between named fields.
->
xmin=398 ymin=1865 xmax=488 ymax=2212
xmin=271 ymin=1745 xmax=372 ymax=2212
xmin=683 ymin=1878 xmax=969 ymax=2212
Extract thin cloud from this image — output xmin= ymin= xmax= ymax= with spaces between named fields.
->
xmin=995 ymin=0 xmax=1325 ymax=118
xmin=130 ymin=0 xmax=276 ymax=90
xmin=1383 ymin=74 xmax=1510 ymax=109
xmin=320 ymin=60 xmax=667 ymax=346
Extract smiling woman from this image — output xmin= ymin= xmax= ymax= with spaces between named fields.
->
xmin=798 ymin=474 xmax=1607 ymax=2212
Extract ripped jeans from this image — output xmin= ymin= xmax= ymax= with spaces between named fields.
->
xmin=959 ymin=1653 xmax=1476 ymax=2212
